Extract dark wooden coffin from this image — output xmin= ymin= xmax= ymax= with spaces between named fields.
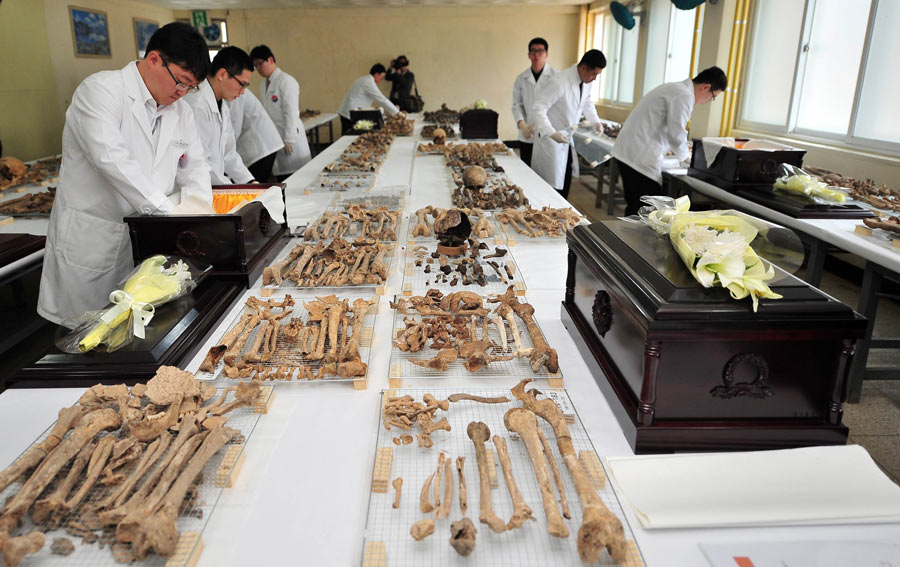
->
xmin=733 ymin=188 xmax=874 ymax=220
xmin=460 ymin=109 xmax=499 ymax=140
xmin=689 ymin=138 xmax=805 ymax=188
xmin=11 ymin=278 xmax=242 ymax=388
xmin=0 ymin=233 xmax=45 ymax=269
xmin=125 ymin=185 xmax=287 ymax=287
xmin=348 ymin=109 xmax=385 ymax=134
xmin=562 ymin=220 xmax=866 ymax=453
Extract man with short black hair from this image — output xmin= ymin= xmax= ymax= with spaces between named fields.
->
xmin=337 ymin=64 xmax=401 ymax=133
xmin=385 ymin=55 xmax=416 ymax=112
xmin=531 ymin=49 xmax=607 ymax=199
xmin=512 ymin=37 xmax=557 ymax=167
xmin=185 ymin=46 xmax=254 ymax=185
xmin=250 ymin=45 xmax=311 ymax=180
xmin=612 ymin=66 xmax=727 ymax=215
xmin=39 ymin=22 xmax=213 ymax=324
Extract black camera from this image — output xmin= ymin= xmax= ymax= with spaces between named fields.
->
xmin=392 ymin=56 xmax=409 ymax=70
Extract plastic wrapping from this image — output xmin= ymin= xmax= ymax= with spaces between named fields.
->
xmin=635 ymin=196 xmax=805 ymax=311
xmin=56 ymin=255 xmax=211 ymax=354
xmin=774 ymin=163 xmax=848 ymax=203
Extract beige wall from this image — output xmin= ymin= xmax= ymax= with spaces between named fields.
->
xmin=178 ymin=6 xmax=581 ymax=141
xmin=0 ymin=1 xmax=64 ymax=161
xmin=44 ymin=0 xmax=175 ymax=118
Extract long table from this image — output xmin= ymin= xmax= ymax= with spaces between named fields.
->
xmin=673 ymin=173 xmax=900 ymax=402
xmin=1 ymin=129 xmax=897 ymax=567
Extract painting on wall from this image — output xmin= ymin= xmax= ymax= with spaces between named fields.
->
xmin=133 ymin=18 xmax=159 ymax=58
xmin=69 ymin=6 xmax=111 ymax=58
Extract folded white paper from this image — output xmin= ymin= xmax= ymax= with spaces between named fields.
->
xmin=606 ymin=445 xmax=900 ymax=529
xmin=228 ymin=185 xmax=285 ymax=224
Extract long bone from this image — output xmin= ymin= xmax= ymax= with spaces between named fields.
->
xmin=503 ymin=408 xmax=568 ymax=538
xmin=492 ymin=435 xmax=535 ymax=529
xmin=465 ymin=422 xmax=506 ymax=533
xmin=511 ymin=380 xmax=627 ymax=562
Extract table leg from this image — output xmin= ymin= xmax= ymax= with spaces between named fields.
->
xmin=803 ymin=239 xmax=827 ymax=288
xmin=846 ymin=261 xmax=880 ymax=403
xmin=606 ymin=159 xmax=620 ymax=216
xmin=594 ymin=161 xmax=607 ymax=209
xmin=328 ymin=121 xmax=334 ymax=143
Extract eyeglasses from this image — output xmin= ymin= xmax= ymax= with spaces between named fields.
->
xmin=711 ymin=91 xmax=718 ymax=101
xmin=160 ymin=56 xmax=200 ymax=93
xmin=228 ymin=72 xmax=250 ymax=89
xmin=529 ymin=49 xmax=547 ymax=55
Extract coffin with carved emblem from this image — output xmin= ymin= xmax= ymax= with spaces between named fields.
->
xmin=125 ymin=184 xmax=287 ymax=287
xmin=562 ymin=220 xmax=865 ymax=453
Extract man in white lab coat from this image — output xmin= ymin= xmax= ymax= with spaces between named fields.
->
xmin=337 ymin=64 xmax=400 ymax=134
xmin=250 ymin=45 xmax=311 ymax=181
xmin=532 ymin=49 xmax=607 ymax=200
xmin=185 ymin=46 xmax=254 ymax=185
xmin=227 ymin=89 xmax=283 ymax=182
xmin=38 ymin=22 xmax=213 ymax=325
xmin=512 ymin=37 xmax=557 ymax=167
xmin=612 ymin=66 xmax=727 ymax=215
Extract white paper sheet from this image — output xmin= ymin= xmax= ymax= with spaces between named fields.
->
xmin=606 ymin=445 xmax=900 ymax=529
xmin=700 ymin=540 xmax=900 ymax=567
xmin=228 ymin=185 xmax=285 ymax=224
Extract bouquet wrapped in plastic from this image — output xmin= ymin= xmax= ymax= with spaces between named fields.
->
xmin=639 ymin=196 xmax=788 ymax=312
xmin=774 ymin=163 xmax=847 ymax=203
xmin=57 ymin=255 xmax=210 ymax=353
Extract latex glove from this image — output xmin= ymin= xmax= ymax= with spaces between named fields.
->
xmin=550 ymin=131 xmax=569 ymax=144
xmin=594 ymin=122 xmax=605 ymax=135
xmin=518 ymin=120 xmax=535 ymax=140
xmin=283 ymin=141 xmax=294 ymax=156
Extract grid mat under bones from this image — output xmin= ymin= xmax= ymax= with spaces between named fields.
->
xmin=389 ymin=307 xmax=562 ymax=381
xmin=362 ymin=388 xmax=644 ymax=567
xmin=200 ymin=294 xmax=377 ymax=383
xmin=0 ymin=387 xmax=270 ymax=567
xmin=306 ymin=172 xmax=375 ymax=193
xmin=403 ymin=244 xmax=524 ymax=295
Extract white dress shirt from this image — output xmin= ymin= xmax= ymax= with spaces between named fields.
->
xmin=611 ymin=78 xmax=694 ymax=184
xmin=338 ymin=74 xmax=399 ymax=119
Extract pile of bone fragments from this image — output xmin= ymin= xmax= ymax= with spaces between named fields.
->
xmin=323 ymin=130 xmax=394 ymax=173
xmin=262 ymin=238 xmax=389 ymax=289
xmin=806 ymin=166 xmax=900 ymax=213
xmin=199 ymin=293 xmax=374 ymax=381
xmin=0 ymin=366 xmax=260 ymax=566
xmin=383 ymin=379 xmax=629 ymax=563
xmin=391 ymin=287 xmax=557 ymax=375
xmin=303 ymin=205 xmax=399 ymax=242
xmin=408 ymin=241 xmax=516 ymax=289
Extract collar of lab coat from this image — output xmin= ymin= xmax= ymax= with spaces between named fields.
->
xmin=198 ymin=79 xmax=222 ymax=125
xmin=681 ymin=78 xmax=696 ymax=105
xmin=523 ymin=64 xmax=555 ymax=86
xmin=122 ymin=61 xmax=178 ymax=166
xmin=267 ymin=67 xmax=283 ymax=90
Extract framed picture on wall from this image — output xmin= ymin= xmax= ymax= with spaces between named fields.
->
xmin=133 ymin=18 xmax=159 ymax=58
xmin=69 ymin=6 xmax=111 ymax=58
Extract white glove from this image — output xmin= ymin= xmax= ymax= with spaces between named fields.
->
xmin=550 ymin=131 xmax=569 ymax=144
xmin=594 ymin=123 xmax=604 ymax=135
xmin=283 ymin=141 xmax=294 ymax=156
xmin=518 ymin=120 xmax=536 ymax=140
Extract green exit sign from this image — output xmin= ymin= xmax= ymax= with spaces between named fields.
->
xmin=191 ymin=11 xmax=208 ymax=28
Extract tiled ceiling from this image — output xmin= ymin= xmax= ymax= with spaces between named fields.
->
xmin=145 ymin=0 xmax=587 ymax=8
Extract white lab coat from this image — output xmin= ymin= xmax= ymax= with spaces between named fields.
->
xmin=611 ymin=78 xmax=694 ymax=184
xmin=260 ymin=67 xmax=311 ymax=176
xmin=511 ymin=64 xmax=557 ymax=144
xmin=185 ymin=80 xmax=253 ymax=184
xmin=227 ymin=89 xmax=283 ymax=167
xmin=337 ymin=74 xmax=399 ymax=119
xmin=531 ymin=65 xmax=602 ymax=189
xmin=38 ymin=61 xmax=212 ymax=325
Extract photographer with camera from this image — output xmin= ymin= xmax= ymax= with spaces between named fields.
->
xmin=385 ymin=55 xmax=421 ymax=112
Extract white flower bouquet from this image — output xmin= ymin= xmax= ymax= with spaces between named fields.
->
xmin=640 ymin=196 xmax=782 ymax=312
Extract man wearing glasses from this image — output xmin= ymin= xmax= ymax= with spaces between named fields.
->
xmin=38 ymin=22 xmax=213 ymax=326
xmin=512 ymin=37 xmax=557 ymax=167
xmin=185 ymin=46 xmax=255 ymax=185
xmin=612 ymin=66 xmax=727 ymax=216
xmin=250 ymin=45 xmax=311 ymax=181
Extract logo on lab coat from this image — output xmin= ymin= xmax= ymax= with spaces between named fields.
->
xmin=271 ymin=94 xmax=278 ymax=103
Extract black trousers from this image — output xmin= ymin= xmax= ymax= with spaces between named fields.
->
xmin=618 ymin=159 xmax=662 ymax=216
xmin=340 ymin=115 xmax=354 ymax=135
xmin=557 ymin=147 xmax=574 ymax=201
xmin=248 ymin=152 xmax=277 ymax=183
xmin=519 ymin=142 xmax=533 ymax=167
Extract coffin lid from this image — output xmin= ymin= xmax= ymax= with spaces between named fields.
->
xmin=570 ymin=220 xmax=859 ymax=321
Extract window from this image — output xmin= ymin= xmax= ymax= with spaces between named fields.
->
xmin=643 ymin=0 xmax=702 ymax=95
xmin=590 ymin=10 xmax=641 ymax=105
xmin=739 ymin=0 xmax=900 ymax=153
